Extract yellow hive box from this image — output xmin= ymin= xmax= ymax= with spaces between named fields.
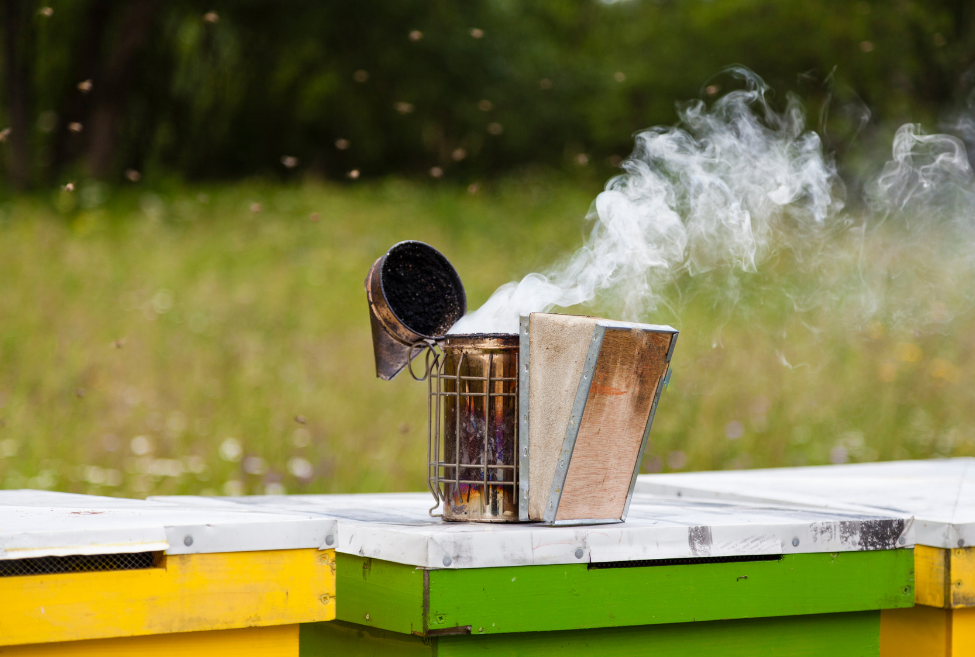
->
xmin=0 ymin=491 xmax=337 ymax=655
xmin=881 ymin=545 xmax=975 ymax=657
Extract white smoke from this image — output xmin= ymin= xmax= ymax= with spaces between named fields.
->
xmin=865 ymin=123 xmax=975 ymax=220
xmin=449 ymin=67 xmax=975 ymax=335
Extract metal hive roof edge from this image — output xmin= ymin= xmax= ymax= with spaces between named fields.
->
xmin=150 ymin=491 xmax=913 ymax=570
xmin=636 ymin=458 xmax=975 ymax=550
xmin=0 ymin=490 xmax=336 ymax=560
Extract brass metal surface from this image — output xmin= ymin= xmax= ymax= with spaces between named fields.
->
xmin=429 ymin=334 xmax=520 ymax=522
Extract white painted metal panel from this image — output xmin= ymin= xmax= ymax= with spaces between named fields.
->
xmin=635 ymin=458 xmax=975 ymax=550
xmin=0 ymin=490 xmax=336 ymax=560
xmin=153 ymin=491 xmax=913 ymax=569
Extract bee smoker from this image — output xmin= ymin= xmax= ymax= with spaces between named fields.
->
xmin=365 ymin=241 xmax=520 ymax=521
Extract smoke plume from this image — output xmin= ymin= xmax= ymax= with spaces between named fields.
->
xmin=449 ymin=68 xmax=975 ymax=335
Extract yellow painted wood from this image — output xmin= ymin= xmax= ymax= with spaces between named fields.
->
xmin=0 ymin=549 xmax=335 ymax=647
xmin=915 ymin=546 xmax=975 ymax=609
xmin=0 ymin=624 xmax=298 ymax=657
xmin=952 ymin=607 xmax=975 ymax=655
xmin=880 ymin=605 xmax=975 ymax=656
xmin=880 ymin=607 xmax=948 ymax=657
xmin=916 ymin=545 xmax=949 ymax=608
xmin=950 ymin=548 xmax=975 ymax=608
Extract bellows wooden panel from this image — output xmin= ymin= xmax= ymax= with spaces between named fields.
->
xmin=519 ymin=313 xmax=677 ymax=524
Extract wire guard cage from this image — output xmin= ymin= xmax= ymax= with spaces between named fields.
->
xmin=413 ymin=334 xmax=519 ymax=522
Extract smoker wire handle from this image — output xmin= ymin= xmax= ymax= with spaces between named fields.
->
xmin=408 ymin=339 xmax=442 ymax=382
xmin=411 ymin=339 xmax=445 ymax=517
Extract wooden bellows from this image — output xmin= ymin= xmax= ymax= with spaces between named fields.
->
xmin=518 ymin=313 xmax=677 ymax=524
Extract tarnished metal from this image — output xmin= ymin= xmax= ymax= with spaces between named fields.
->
xmin=365 ymin=241 xmax=466 ymax=380
xmin=364 ymin=241 xmax=679 ymax=527
xmin=427 ymin=334 xmax=520 ymax=522
xmin=517 ymin=315 xmax=531 ymax=521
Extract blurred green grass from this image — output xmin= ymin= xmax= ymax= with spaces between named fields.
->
xmin=1 ymin=177 xmax=973 ymax=499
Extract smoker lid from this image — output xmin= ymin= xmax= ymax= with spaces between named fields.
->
xmin=365 ymin=240 xmax=467 ymax=380
xmin=380 ymin=241 xmax=466 ymax=337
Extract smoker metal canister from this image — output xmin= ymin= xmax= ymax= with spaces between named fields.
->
xmin=365 ymin=241 xmax=467 ymax=380
xmin=433 ymin=333 xmax=519 ymax=522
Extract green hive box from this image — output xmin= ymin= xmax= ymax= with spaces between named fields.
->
xmin=152 ymin=490 xmax=915 ymax=657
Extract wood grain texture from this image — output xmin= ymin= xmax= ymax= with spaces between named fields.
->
xmin=555 ymin=329 xmax=672 ymax=521
xmin=301 ymin=613 xmax=880 ymax=657
xmin=951 ymin=547 xmax=975 ymax=608
xmin=915 ymin=546 xmax=975 ymax=609
xmin=0 ymin=548 xmax=334 ymax=647
xmin=335 ymin=550 xmax=913 ymax=637
xmin=527 ymin=314 xmax=595 ymax=520
xmin=0 ymin=625 xmax=298 ymax=657
xmin=917 ymin=545 xmax=950 ymax=608
xmin=335 ymin=553 xmax=425 ymax=635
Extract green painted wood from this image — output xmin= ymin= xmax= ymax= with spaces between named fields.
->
xmin=301 ymin=621 xmax=433 ymax=657
xmin=302 ymin=611 xmax=881 ymax=656
xmin=427 ymin=549 xmax=914 ymax=634
xmin=336 ymin=554 xmax=426 ymax=635
xmin=337 ymin=549 xmax=914 ymax=637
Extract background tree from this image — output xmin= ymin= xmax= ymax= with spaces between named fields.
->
xmin=0 ymin=0 xmax=973 ymax=190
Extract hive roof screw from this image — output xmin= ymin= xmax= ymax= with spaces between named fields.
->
xmin=574 ymin=548 xmax=584 ymax=559
xmin=443 ymin=556 xmax=452 ymax=567
xmin=325 ymin=534 xmax=334 ymax=546
xmin=183 ymin=535 xmax=193 ymax=547
xmin=792 ymin=537 xmax=800 ymax=547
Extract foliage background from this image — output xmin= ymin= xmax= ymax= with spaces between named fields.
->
xmin=1 ymin=1 xmax=975 ymax=497
xmin=2 ymin=0 xmax=974 ymax=188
